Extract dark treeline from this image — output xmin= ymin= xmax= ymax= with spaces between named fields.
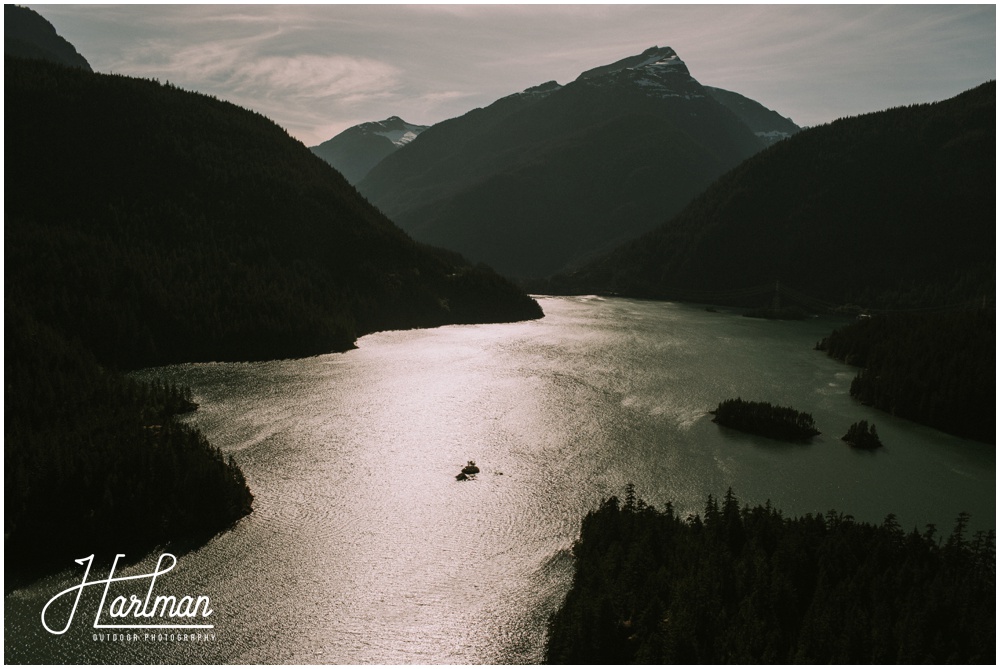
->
xmin=5 ymin=302 xmax=253 ymax=577
xmin=711 ymin=398 xmax=820 ymax=441
xmin=546 ymin=487 xmax=995 ymax=664
xmin=5 ymin=56 xmax=540 ymax=580
xmin=818 ymin=309 xmax=994 ymax=443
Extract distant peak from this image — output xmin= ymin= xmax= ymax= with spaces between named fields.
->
xmin=640 ymin=45 xmax=681 ymax=62
xmin=637 ymin=46 xmax=686 ymax=70
xmin=576 ymin=46 xmax=689 ymax=82
xmin=366 ymin=117 xmax=428 ymax=147
xmin=372 ymin=116 xmax=418 ymax=128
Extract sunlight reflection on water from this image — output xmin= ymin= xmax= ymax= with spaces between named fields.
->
xmin=5 ymin=296 xmax=994 ymax=664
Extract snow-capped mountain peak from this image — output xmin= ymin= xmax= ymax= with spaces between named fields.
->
xmin=626 ymin=46 xmax=688 ymax=73
xmin=576 ymin=46 xmax=691 ymax=81
xmin=310 ymin=116 xmax=430 ymax=184
xmin=575 ymin=46 xmax=703 ymax=101
xmin=361 ymin=117 xmax=428 ymax=147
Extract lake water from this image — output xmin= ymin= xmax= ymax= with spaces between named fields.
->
xmin=5 ymin=296 xmax=994 ymax=663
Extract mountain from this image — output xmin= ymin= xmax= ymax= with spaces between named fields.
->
xmin=310 ymin=116 xmax=429 ymax=184
xmin=5 ymin=56 xmax=540 ymax=576
xmin=357 ymin=46 xmax=799 ymax=279
xmin=4 ymin=4 xmax=91 ymax=70
xmin=545 ymin=82 xmax=995 ymax=309
xmin=705 ymin=86 xmax=800 ymax=145
xmin=6 ymin=57 xmax=542 ymax=369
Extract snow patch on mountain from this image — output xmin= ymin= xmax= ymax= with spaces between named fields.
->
xmin=574 ymin=46 xmax=706 ymax=102
xmin=355 ymin=116 xmax=428 ymax=147
xmin=372 ymin=126 xmax=424 ymax=147
xmin=632 ymin=74 xmax=705 ymax=100
xmin=577 ymin=46 xmax=692 ymax=80
xmin=635 ymin=50 xmax=686 ymax=72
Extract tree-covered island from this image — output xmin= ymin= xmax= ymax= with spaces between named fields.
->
xmin=842 ymin=420 xmax=884 ymax=449
xmin=711 ymin=398 xmax=820 ymax=441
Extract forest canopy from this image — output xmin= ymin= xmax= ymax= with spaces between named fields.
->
xmin=546 ymin=487 xmax=995 ymax=664
xmin=817 ymin=309 xmax=994 ymax=443
xmin=711 ymin=398 xmax=820 ymax=441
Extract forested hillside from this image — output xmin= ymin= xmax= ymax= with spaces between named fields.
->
xmin=817 ymin=309 xmax=994 ymax=442
xmin=546 ymin=489 xmax=995 ymax=663
xmin=5 ymin=303 xmax=254 ymax=577
xmin=548 ymin=82 xmax=994 ymax=309
xmin=5 ymin=55 xmax=540 ymax=578
xmin=6 ymin=57 xmax=542 ymax=369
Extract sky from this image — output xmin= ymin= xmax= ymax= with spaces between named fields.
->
xmin=28 ymin=4 xmax=997 ymax=147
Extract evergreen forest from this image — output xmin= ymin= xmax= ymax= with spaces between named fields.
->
xmin=545 ymin=488 xmax=995 ymax=664
xmin=711 ymin=398 xmax=820 ymax=441
xmin=817 ymin=309 xmax=994 ymax=443
xmin=841 ymin=420 xmax=883 ymax=450
xmin=6 ymin=57 xmax=541 ymax=370
xmin=5 ymin=55 xmax=541 ymax=579
xmin=5 ymin=303 xmax=253 ymax=579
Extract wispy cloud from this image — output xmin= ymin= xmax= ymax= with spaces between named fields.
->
xmin=116 ymin=32 xmax=401 ymax=101
xmin=32 ymin=4 xmax=996 ymax=145
xmin=226 ymin=53 xmax=401 ymax=100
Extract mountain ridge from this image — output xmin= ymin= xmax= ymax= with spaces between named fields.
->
xmin=575 ymin=45 xmax=691 ymax=81
xmin=4 ymin=4 xmax=91 ymax=70
xmin=542 ymin=81 xmax=995 ymax=309
xmin=355 ymin=46 xmax=799 ymax=279
xmin=705 ymin=86 xmax=799 ymax=145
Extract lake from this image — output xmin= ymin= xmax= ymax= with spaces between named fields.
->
xmin=5 ymin=296 xmax=994 ymax=663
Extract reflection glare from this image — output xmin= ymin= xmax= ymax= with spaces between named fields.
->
xmin=4 ymin=297 xmax=994 ymax=664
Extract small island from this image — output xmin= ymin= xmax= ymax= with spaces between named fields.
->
xmin=711 ymin=398 xmax=820 ymax=441
xmin=842 ymin=420 xmax=883 ymax=449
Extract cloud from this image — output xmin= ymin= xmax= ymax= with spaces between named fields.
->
xmin=31 ymin=4 xmax=996 ymax=146
xmin=231 ymin=54 xmax=401 ymax=100
xmin=116 ymin=32 xmax=401 ymax=102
